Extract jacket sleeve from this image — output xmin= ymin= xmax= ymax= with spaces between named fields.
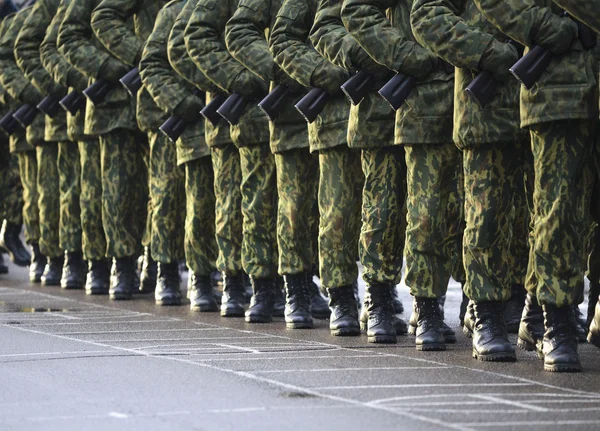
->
xmin=552 ymin=0 xmax=600 ymax=34
xmin=91 ymin=0 xmax=143 ymax=66
xmin=40 ymin=0 xmax=89 ymax=92
xmin=410 ymin=0 xmax=494 ymax=70
xmin=14 ymin=0 xmax=65 ymax=96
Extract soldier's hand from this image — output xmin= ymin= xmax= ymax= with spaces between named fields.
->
xmin=479 ymin=39 xmax=519 ymax=82
xmin=230 ymin=70 xmax=269 ymax=99
xmin=174 ymin=93 xmax=204 ymax=122
xmin=536 ymin=16 xmax=578 ymax=56
xmin=98 ymin=58 xmax=131 ymax=84
xmin=398 ymin=44 xmax=436 ymax=78
xmin=310 ymin=60 xmax=351 ymax=95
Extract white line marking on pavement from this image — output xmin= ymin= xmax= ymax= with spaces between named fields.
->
xmin=53 ymin=328 xmax=227 ymax=335
xmin=470 ymin=394 xmax=549 ymax=412
xmin=454 ymin=420 xmax=600 ymax=427
xmin=108 ymin=412 xmax=128 ymax=419
xmin=312 ymin=383 xmax=533 ymax=390
xmin=256 ymin=366 xmax=451 ymax=374
xmin=0 ymin=350 xmax=114 ymax=358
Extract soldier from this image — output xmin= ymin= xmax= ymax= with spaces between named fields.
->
xmin=225 ymin=0 xmax=330 ymax=329
xmin=58 ymin=0 xmax=148 ymax=300
xmin=270 ymin=0 xmax=365 ymax=336
xmin=185 ymin=0 xmax=282 ymax=324
xmin=91 ymin=0 xmax=186 ymax=305
xmin=470 ymin=0 xmax=598 ymax=372
xmin=139 ymin=0 xmax=219 ymax=311
xmin=341 ymin=0 xmax=462 ymax=351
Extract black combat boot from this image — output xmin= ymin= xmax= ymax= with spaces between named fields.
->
xmin=189 ymin=273 xmax=218 ymax=312
xmin=327 ymin=285 xmax=360 ymax=336
xmin=587 ymin=298 xmax=600 ymax=348
xmin=517 ymin=293 xmax=543 ymax=354
xmin=504 ymin=284 xmax=526 ymax=333
xmin=542 ymin=304 xmax=581 ymax=372
xmin=308 ymin=274 xmax=330 ymax=319
xmin=459 ymin=291 xmax=469 ymax=327
xmin=221 ymin=272 xmax=246 ymax=317
xmin=155 ymin=262 xmax=182 ymax=306
xmin=211 ymin=270 xmax=223 ymax=303
xmin=472 ymin=301 xmax=516 ymax=362
xmin=437 ymin=294 xmax=457 ymax=343
xmin=391 ymin=286 xmax=404 ymax=314
xmin=245 ymin=277 xmax=275 ymax=323
xmin=243 ymin=272 xmax=253 ymax=303
xmin=361 ymin=284 xmax=397 ymax=343
xmin=0 ymin=220 xmax=31 ymax=266
xmin=29 ymin=243 xmax=45 ymax=283
xmin=360 ymin=306 xmax=408 ymax=335
xmin=61 ymin=251 xmax=86 ymax=290
xmin=139 ymin=246 xmax=157 ymax=293
xmin=283 ymin=273 xmax=313 ymax=329
xmin=410 ymin=298 xmax=446 ymax=351
xmin=0 ymin=253 xmax=8 ymax=274
xmin=462 ymin=300 xmax=475 ymax=338
xmin=110 ymin=256 xmax=137 ymax=300
xmin=272 ymin=276 xmax=285 ymax=317
xmin=572 ymin=305 xmax=588 ymax=342
xmin=41 ymin=255 xmax=64 ymax=286
xmin=85 ymin=259 xmax=110 ymax=295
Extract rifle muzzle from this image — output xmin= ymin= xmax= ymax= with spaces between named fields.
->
xmin=36 ymin=95 xmax=61 ymax=118
xmin=12 ymin=104 xmax=38 ymax=128
xmin=294 ymin=88 xmax=329 ymax=124
xmin=0 ymin=109 xmax=18 ymax=136
xmin=340 ymin=70 xmax=374 ymax=106
xmin=120 ymin=67 xmax=142 ymax=97
xmin=60 ymin=90 xmax=86 ymax=115
xmin=83 ymin=79 xmax=113 ymax=106
xmin=201 ymin=93 xmax=227 ymax=126
xmin=258 ymin=84 xmax=290 ymax=122
xmin=216 ymin=93 xmax=248 ymax=126
xmin=159 ymin=115 xmax=186 ymax=143
xmin=378 ymin=73 xmax=416 ymax=111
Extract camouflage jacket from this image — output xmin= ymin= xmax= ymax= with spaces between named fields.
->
xmin=270 ymin=0 xmax=351 ymax=152
xmin=0 ymin=7 xmax=45 ymax=147
xmin=185 ymin=0 xmax=270 ymax=148
xmin=40 ymin=0 xmax=90 ymax=142
xmin=91 ymin=0 xmax=170 ymax=132
xmin=57 ymin=0 xmax=137 ymax=135
xmin=140 ymin=0 xmax=209 ymax=164
xmin=411 ymin=0 xmax=526 ymax=147
xmin=310 ymin=0 xmax=394 ymax=150
xmin=552 ymin=0 xmax=600 ymax=35
xmin=473 ymin=0 xmax=598 ymax=126
xmin=341 ymin=0 xmax=454 ymax=145
xmin=225 ymin=0 xmax=309 ymax=154
xmin=167 ymin=0 xmax=229 ymax=148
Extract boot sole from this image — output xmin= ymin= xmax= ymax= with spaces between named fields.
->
xmin=156 ymin=299 xmax=182 ymax=306
xmin=191 ymin=305 xmax=219 ymax=312
xmin=86 ymin=288 xmax=109 ymax=296
xmin=331 ymin=328 xmax=360 ymax=336
xmin=110 ymin=293 xmax=132 ymax=300
xmin=245 ymin=316 xmax=272 ymax=323
xmin=588 ymin=332 xmax=600 ymax=348
xmin=410 ymin=324 xmax=456 ymax=344
xmin=368 ymin=335 xmax=397 ymax=344
xmin=286 ymin=322 xmax=314 ymax=329
xmin=472 ymin=350 xmax=516 ymax=362
xmin=220 ymin=307 xmax=245 ymax=317
xmin=544 ymin=363 xmax=582 ymax=372
xmin=416 ymin=343 xmax=446 ymax=351
xmin=62 ymin=283 xmax=85 ymax=290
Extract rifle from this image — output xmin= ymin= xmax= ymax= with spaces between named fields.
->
xmin=0 ymin=109 xmax=18 ymax=135
xmin=159 ymin=115 xmax=186 ymax=143
xmin=258 ymin=84 xmax=290 ymax=122
xmin=465 ymin=71 xmax=497 ymax=109
xmin=216 ymin=92 xmax=248 ymax=126
xmin=378 ymin=73 xmax=416 ymax=111
xmin=341 ymin=70 xmax=375 ymax=106
xmin=83 ymin=79 xmax=113 ymax=106
xmin=120 ymin=67 xmax=143 ymax=97
xmin=200 ymin=92 xmax=227 ymax=126
xmin=36 ymin=95 xmax=61 ymax=118
xmin=12 ymin=104 xmax=38 ymax=128
xmin=59 ymin=90 xmax=86 ymax=115
xmin=295 ymin=88 xmax=329 ymax=124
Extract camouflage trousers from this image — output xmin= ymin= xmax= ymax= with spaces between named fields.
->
xmin=185 ymin=156 xmax=217 ymax=276
xmin=404 ymin=143 xmax=462 ymax=299
xmin=79 ymin=140 xmax=106 ymax=261
xmin=275 ymin=148 xmax=319 ymax=276
xmin=525 ymin=120 xmax=595 ymax=307
xmin=318 ymin=146 xmax=363 ymax=290
xmin=449 ymin=156 xmax=466 ymax=286
xmin=239 ymin=144 xmax=278 ymax=279
xmin=58 ymin=141 xmax=81 ymax=253
xmin=36 ymin=143 xmax=62 ymax=259
xmin=0 ymin=154 xmax=24 ymax=225
xmin=16 ymin=149 xmax=40 ymax=243
xmin=359 ymin=146 xmax=406 ymax=286
xmin=99 ymin=129 xmax=148 ymax=259
xmin=148 ymin=132 xmax=185 ymax=263
xmin=211 ymin=143 xmax=242 ymax=275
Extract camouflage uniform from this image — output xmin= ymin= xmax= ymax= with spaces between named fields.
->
xmin=0 ymin=155 xmax=24 ymax=226
xmin=342 ymin=0 xmax=461 ymax=299
xmin=58 ymin=0 xmax=148 ymax=260
xmin=271 ymin=0 xmax=363 ymax=290
xmin=168 ymin=0 xmax=243 ymax=276
xmin=472 ymin=0 xmax=598 ymax=307
xmin=225 ymin=0 xmax=319 ymax=278
xmin=91 ymin=0 xmax=184 ymax=264
xmin=185 ymin=0 xmax=278 ymax=279
xmin=41 ymin=0 xmax=105 ymax=261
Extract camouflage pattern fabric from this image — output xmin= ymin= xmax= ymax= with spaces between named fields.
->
xmin=78 ymin=139 xmax=106 ymax=261
xmin=448 ymin=154 xmax=465 ymax=285
xmin=275 ymin=148 xmax=319 ymax=276
xmin=210 ymin=143 xmax=243 ymax=275
xmin=36 ymin=143 xmax=62 ymax=259
xmin=16 ymin=150 xmax=40 ymax=244
xmin=552 ymin=0 xmax=600 ymax=34
xmin=318 ymin=146 xmax=363 ymax=290
xmin=57 ymin=140 xmax=82 ymax=253
xmin=0 ymin=154 xmax=24 ymax=225
xmin=184 ymin=156 xmax=218 ymax=277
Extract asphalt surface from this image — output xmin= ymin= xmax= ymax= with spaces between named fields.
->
xmin=1 ymin=261 xmax=600 ymax=431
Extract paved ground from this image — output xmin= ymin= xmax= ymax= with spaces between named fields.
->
xmin=1 ymin=261 xmax=600 ymax=431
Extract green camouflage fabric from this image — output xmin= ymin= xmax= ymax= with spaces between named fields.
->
xmin=269 ymin=0 xmax=352 ymax=152
xmin=91 ymin=0 xmax=170 ymax=133
xmin=225 ymin=0 xmax=309 ymax=154
xmin=274 ymin=149 xmax=319 ymax=275
xmin=184 ymin=156 xmax=218 ymax=276
xmin=341 ymin=0 xmax=454 ymax=145
xmin=0 ymin=154 xmax=24 ymax=225
xmin=473 ymin=0 xmax=598 ymax=127
xmin=552 ymin=0 xmax=600 ymax=34
xmin=185 ymin=0 xmax=270 ymax=149
xmin=15 ymin=0 xmax=69 ymax=143
xmin=98 ymin=129 xmax=148 ymax=259
xmin=410 ymin=0 xmax=527 ymax=148
xmin=139 ymin=0 xmax=210 ymax=165
xmin=167 ymin=0 xmax=230 ymax=149
xmin=78 ymin=139 xmax=106 ymax=260
xmin=448 ymin=155 xmax=465 ymax=285
xmin=36 ymin=144 xmax=62 ymax=259
xmin=0 ymin=8 xmax=46 ymax=147
xmin=16 ymin=150 xmax=40 ymax=243
xmin=210 ymin=143 xmax=243 ymax=275
xmin=57 ymin=0 xmax=137 ymax=135
xmin=318 ymin=146 xmax=363 ymax=290
xmin=57 ymin=140 xmax=82 ymax=253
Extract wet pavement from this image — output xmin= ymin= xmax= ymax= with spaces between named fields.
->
xmin=1 ymin=262 xmax=600 ymax=431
